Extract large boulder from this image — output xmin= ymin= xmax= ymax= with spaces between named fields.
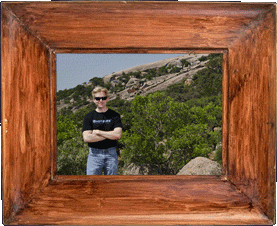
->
xmin=177 ymin=157 xmax=222 ymax=175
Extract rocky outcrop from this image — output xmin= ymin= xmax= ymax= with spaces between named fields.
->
xmin=103 ymin=54 xmax=209 ymax=101
xmin=103 ymin=54 xmax=200 ymax=84
xmin=177 ymin=157 xmax=222 ymax=175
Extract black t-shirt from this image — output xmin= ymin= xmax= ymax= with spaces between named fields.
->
xmin=82 ymin=109 xmax=122 ymax=149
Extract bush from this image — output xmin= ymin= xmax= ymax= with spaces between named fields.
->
xmin=198 ymin=55 xmax=208 ymax=62
xmin=180 ymin=59 xmax=191 ymax=68
xmin=89 ymin=77 xmax=105 ymax=87
xmin=57 ymin=136 xmax=88 ymax=175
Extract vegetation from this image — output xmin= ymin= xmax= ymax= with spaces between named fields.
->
xmin=56 ymin=54 xmax=223 ymax=175
xmin=120 ymin=92 xmax=221 ymax=175
xmin=57 ymin=115 xmax=88 ymax=175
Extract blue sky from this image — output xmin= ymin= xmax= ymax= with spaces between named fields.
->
xmin=56 ymin=54 xmax=187 ymax=91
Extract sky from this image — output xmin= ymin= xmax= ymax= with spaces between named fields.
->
xmin=56 ymin=54 xmax=188 ymax=91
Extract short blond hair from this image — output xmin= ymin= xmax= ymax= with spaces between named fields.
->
xmin=92 ymin=86 xmax=109 ymax=98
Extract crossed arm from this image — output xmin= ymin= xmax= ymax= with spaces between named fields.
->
xmin=82 ymin=127 xmax=122 ymax=143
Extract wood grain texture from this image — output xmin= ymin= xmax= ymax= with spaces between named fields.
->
xmin=1 ymin=6 xmax=52 ymax=223
xmin=10 ymin=177 xmax=271 ymax=225
xmin=228 ymin=6 xmax=276 ymax=221
xmin=1 ymin=1 xmax=276 ymax=225
xmin=3 ymin=2 xmax=273 ymax=50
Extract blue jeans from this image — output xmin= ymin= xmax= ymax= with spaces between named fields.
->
xmin=86 ymin=147 xmax=118 ymax=175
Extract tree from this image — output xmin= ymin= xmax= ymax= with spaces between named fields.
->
xmin=56 ymin=115 xmax=88 ymax=175
xmin=89 ymin=77 xmax=105 ymax=87
xmin=57 ymin=115 xmax=79 ymax=146
xmin=168 ymin=123 xmax=215 ymax=172
xmin=180 ymin=59 xmax=191 ymax=68
xmin=57 ymin=136 xmax=88 ymax=175
xmin=120 ymin=92 xmax=218 ymax=175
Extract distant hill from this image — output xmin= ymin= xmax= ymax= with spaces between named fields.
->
xmin=57 ymin=54 xmax=209 ymax=113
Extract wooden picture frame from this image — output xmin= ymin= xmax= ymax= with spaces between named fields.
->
xmin=1 ymin=2 xmax=276 ymax=225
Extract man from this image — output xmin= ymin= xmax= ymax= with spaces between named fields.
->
xmin=82 ymin=87 xmax=122 ymax=175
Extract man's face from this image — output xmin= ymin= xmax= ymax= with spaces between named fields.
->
xmin=93 ymin=91 xmax=109 ymax=108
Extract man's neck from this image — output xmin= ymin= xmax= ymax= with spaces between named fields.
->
xmin=96 ymin=107 xmax=108 ymax=113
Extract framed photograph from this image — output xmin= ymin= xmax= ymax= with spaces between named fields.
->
xmin=1 ymin=2 xmax=276 ymax=225
xmin=55 ymin=52 xmax=224 ymax=177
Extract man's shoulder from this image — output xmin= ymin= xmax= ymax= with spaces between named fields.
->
xmin=107 ymin=108 xmax=120 ymax=116
xmin=84 ymin=110 xmax=97 ymax=118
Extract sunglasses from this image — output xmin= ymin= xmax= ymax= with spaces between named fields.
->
xmin=94 ymin=96 xmax=108 ymax=101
